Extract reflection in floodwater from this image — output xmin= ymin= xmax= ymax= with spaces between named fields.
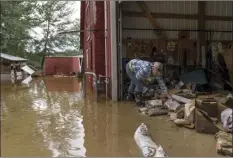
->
xmin=1 ymin=77 xmax=86 ymax=157
xmin=1 ymin=77 xmax=221 ymax=157
xmin=31 ymin=78 xmax=86 ymax=157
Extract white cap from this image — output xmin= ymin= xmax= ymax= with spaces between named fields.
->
xmin=152 ymin=62 xmax=163 ymax=71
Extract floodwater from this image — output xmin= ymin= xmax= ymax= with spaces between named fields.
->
xmin=1 ymin=77 xmax=221 ymax=157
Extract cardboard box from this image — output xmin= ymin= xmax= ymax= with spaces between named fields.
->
xmin=195 ymin=109 xmax=219 ymax=134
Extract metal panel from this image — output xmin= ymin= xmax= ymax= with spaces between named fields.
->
xmin=206 ymin=1 xmax=233 ymax=16
xmin=21 ymin=65 xmax=35 ymax=75
xmin=122 ymin=16 xmax=155 ymax=39
xmin=122 ymin=1 xmax=198 ymax=14
xmin=1 ymin=53 xmax=27 ymax=61
xmin=122 ymin=1 xmax=141 ymax=12
xmin=206 ymin=20 xmax=233 ymax=40
xmin=44 ymin=57 xmax=80 ymax=75
xmin=122 ymin=17 xmax=198 ymax=39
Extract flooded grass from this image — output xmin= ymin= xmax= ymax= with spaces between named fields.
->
xmin=1 ymin=77 xmax=221 ymax=157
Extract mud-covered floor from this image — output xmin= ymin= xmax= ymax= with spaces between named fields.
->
xmin=1 ymin=77 xmax=221 ymax=157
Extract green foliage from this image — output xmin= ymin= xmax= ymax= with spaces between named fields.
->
xmin=0 ymin=1 xmax=38 ymax=56
xmin=1 ymin=1 xmax=81 ymax=69
xmin=28 ymin=1 xmax=80 ymax=54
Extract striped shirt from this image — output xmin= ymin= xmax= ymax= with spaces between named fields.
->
xmin=129 ymin=59 xmax=168 ymax=93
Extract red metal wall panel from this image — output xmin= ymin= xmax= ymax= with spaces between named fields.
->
xmin=72 ymin=57 xmax=80 ymax=73
xmin=44 ymin=57 xmax=80 ymax=75
xmin=82 ymin=1 xmax=106 ymax=90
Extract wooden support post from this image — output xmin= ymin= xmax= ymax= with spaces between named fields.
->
xmin=198 ymin=1 xmax=207 ymax=68
xmin=10 ymin=63 xmax=16 ymax=84
xmin=198 ymin=1 xmax=206 ymax=46
xmin=136 ymin=1 xmax=167 ymax=39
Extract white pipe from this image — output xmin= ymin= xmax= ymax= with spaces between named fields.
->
xmin=104 ymin=1 xmax=108 ymax=97
xmin=110 ymin=1 xmax=118 ymax=101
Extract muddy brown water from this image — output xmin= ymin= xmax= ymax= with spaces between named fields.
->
xmin=1 ymin=77 xmax=221 ymax=157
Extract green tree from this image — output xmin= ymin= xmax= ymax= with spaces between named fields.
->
xmin=56 ymin=19 xmax=81 ymax=56
xmin=29 ymin=1 xmax=78 ymax=54
xmin=0 ymin=1 xmax=38 ymax=56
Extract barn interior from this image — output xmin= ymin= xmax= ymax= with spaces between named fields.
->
xmin=116 ymin=1 xmax=233 ymax=100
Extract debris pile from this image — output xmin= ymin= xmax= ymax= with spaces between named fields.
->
xmin=137 ymin=79 xmax=233 ymax=156
xmin=138 ymin=99 xmax=169 ymax=116
xmin=221 ymin=108 xmax=232 ymax=132
xmin=53 ymin=72 xmax=76 ymax=78
xmin=215 ymin=131 xmax=232 ymax=156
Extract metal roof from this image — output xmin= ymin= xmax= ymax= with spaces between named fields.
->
xmin=0 ymin=53 xmax=27 ymax=61
xmin=46 ymin=55 xmax=83 ymax=58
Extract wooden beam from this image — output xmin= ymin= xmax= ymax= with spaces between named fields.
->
xmin=123 ymin=11 xmax=197 ymax=20
xmin=197 ymin=1 xmax=206 ymax=67
xmin=198 ymin=1 xmax=206 ymax=45
xmin=206 ymin=15 xmax=233 ymax=21
xmin=122 ymin=11 xmax=233 ymax=21
xmin=135 ymin=1 xmax=167 ymax=39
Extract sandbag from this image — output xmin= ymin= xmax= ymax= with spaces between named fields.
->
xmin=221 ymin=108 xmax=233 ymax=132
xmin=164 ymin=99 xmax=181 ymax=111
xmin=215 ymin=131 xmax=233 ymax=156
xmin=134 ymin=123 xmax=168 ymax=157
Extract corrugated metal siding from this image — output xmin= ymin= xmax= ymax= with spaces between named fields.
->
xmin=122 ymin=1 xmax=199 ymax=39
xmin=146 ymin=1 xmax=198 ymax=14
xmin=94 ymin=2 xmax=105 ymax=76
xmin=205 ymin=1 xmax=233 ymax=41
xmin=206 ymin=1 xmax=232 ymax=16
xmin=206 ymin=20 xmax=233 ymax=40
xmin=122 ymin=1 xmax=232 ymax=40
xmin=83 ymin=1 xmax=105 ymax=76
xmin=122 ymin=1 xmax=198 ymax=14
xmin=122 ymin=17 xmax=198 ymax=39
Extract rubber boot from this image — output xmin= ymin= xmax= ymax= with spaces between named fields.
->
xmin=126 ymin=93 xmax=135 ymax=101
xmin=135 ymin=92 xmax=145 ymax=107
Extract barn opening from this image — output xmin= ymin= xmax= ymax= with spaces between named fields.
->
xmin=116 ymin=1 xmax=233 ymax=101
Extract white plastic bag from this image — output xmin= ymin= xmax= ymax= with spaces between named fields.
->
xmin=221 ymin=108 xmax=233 ymax=132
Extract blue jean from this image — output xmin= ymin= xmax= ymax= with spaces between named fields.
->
xmin=126 ymin=63 xmax=143 ymax=94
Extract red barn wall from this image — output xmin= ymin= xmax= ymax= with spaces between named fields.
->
xmin=82 ymin=1 xmax=106 ymax=93
xmin=83 ymin=1 xmax=105 ymax=77
xmin=44 ymin=57 xmax=80 ymax=75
